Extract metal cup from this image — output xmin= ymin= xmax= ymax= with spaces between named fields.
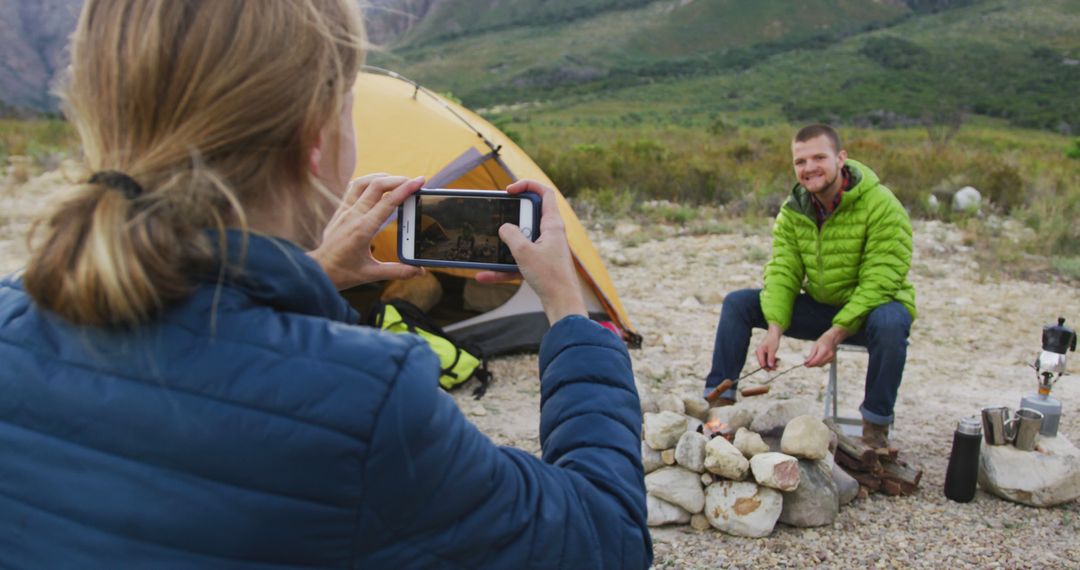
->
xmin=981 ymin=406 xmax=1012 ymax=445
xmin=1009 ymin=408 xmax=1044 ymax=452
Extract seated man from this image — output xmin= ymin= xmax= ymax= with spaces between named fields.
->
xmin=703 ymin=124 xmax=916 ymax=449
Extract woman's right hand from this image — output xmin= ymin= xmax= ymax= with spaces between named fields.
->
xmin=475 ymin=180 xmax=587 ymax=326
xmin=309 ymin=174 xmax=425 ymax=290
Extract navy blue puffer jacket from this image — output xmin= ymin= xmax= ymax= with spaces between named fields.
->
xmin=0 ymin=232 xmax=652 ymax=569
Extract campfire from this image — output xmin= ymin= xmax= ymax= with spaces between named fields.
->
xmin=641 ymin=391 xmax=923 ymax=537
xmin=697 ymin=419 xmax=732 ymax=440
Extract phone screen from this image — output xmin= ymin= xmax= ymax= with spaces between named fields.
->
xmin=414 ymin=195 xmax=521 ymax=265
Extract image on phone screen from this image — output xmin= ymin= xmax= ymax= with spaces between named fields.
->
xmin=416 ymin=195 xmax=520 ymax=265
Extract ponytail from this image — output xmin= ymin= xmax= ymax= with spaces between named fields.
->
xmin=24 ymin=173 xmax=208 ymax=327
xmin=22 ymin=0 xmax=364 ymax=328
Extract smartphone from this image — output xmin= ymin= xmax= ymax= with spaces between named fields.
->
xmin=398 ymin=189 xmax=542 ymax=271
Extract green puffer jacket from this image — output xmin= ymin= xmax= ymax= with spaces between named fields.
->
xmin=760 ymin=159 xmax=917 ymax=333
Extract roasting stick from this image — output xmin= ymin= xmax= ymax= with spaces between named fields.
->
xmin=705 ymin=362 xmax=806 ymax=403
xmin=704 ymin=366 xmax=761 ymax=403
xmin=740 ymin=363 xmax=806 ymax=397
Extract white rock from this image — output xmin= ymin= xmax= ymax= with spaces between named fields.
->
xmin=609 ymin=252 xmax=634 ymax=267
xmin=701 ymin=472 xmax=715 ymax=486
xmin=695 ymin=289 xmax=726 ymax=306
xmin=704 ymin=481 xmax=783 ymax=538
xmin=682 ymin=395 xmax=710 ymax=420
xmin=926 ymin=194 xmax=940 ymax=212
xmin=645 ymin=467 xmax=706 ymax=514
xmin=706 ymin=406 xmax=754 ymax=432
xmin=750 ymin=452 xmax=801 ymax=491
xmin=734 ymin=427 xmax=771 ymax=458
xmin=952 ymin=186 xmax=982 ymax=212
xmin=647 ymin=494 xmax=692 ymax=527
xmin=704 ymin=436 xmax=749 ymax=480
xmin=779 ymin=459 xmax=839 ymax=528
xmin=675 ymin=431 xmax=708 ymax=473
xmin=642 ymin=441 xmax=664 ymax=474
xmin=657 ymin=394 xmax=686 ymax=415
xmin=679 ymin=296 xmax=702 ymax=309
xmin=690 ymin=513 xmax=712 ymax=531
xmin=750 ymin=400 xmax=817 ymax=437
xmin=643 ymin=412 xmax=688 ymax=450
xmin=661 ymin=449 xmax=676 ymax=465
xmin=685 ymin=415 xmax=703 ymax=434
xmin=978 ymin=434 xmax=1080 ymax=507
xmin=614 ymin=222 xmax=640 ymax=237
xmin=780 ymin=415 xmax=831 ymax=460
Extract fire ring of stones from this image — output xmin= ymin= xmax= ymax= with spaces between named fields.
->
xmin=642 ymin=392 xmax=860 ymax=536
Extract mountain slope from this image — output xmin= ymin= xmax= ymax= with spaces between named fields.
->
xmin=1 ymin=0 xmax=1076 ymax=134
xmin=0 ymin=0 xmax=81 ymax=113
xmin=369 ymin=0 xmax=1079 ymax=133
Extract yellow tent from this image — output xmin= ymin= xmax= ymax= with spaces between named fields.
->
xmin=350 ymin=68 xmax=639 ymax=354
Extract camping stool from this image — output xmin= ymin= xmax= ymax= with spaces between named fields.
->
xmin=824 ymin=344 xmax=867 ymax=438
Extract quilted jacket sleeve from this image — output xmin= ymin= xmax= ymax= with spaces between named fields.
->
xmin=760 ymin=206 xmax=805 ymax=330
xmin=832 ymin=188 xmax=913 ymax=332
xmin=358 ymin=316 xmax=651 ymax=569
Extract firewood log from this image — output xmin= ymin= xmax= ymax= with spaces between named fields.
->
xmin=825 ymin=419 xmax=879 ymax=470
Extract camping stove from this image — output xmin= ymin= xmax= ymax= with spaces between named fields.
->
xmin=1020 ymin=317 xmax=1077 ymax=437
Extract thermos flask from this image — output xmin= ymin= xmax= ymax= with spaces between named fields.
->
xmin=944 ymin=416 xmax=982 ymax=503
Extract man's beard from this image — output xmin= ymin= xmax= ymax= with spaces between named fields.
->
xmin=807 ymin=169 xmax=839 ymax=193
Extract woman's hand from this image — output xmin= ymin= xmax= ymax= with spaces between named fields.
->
xmin=309 ymin=173 xmax=425 ymax=290
xmin=476 ymin=180 xmax=587 ymax=325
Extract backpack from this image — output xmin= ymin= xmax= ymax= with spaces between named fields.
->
xmin=367 ymin=298 xmax=492 ymax=399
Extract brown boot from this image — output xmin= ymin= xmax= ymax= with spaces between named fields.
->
xmin=862 ymin=420 xmax=890 ymax=450
xmin=710 ymin=397 xmax=735 ymax=408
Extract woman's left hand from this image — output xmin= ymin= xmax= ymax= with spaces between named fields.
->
xmin=309 ymin=173 xmax=425 ymax=290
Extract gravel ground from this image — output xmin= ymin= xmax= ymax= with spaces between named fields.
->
xmin=4 ymin=171 xmax=1079 ymax=569
xmin=452 ymin=219 xmax=1080 ymax=569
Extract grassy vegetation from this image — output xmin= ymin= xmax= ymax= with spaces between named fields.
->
xmin=0 ymin=119 xmax=78 ymax=166
xmin=509 ymin=117 xmax=1080 ymax=271
xmin=371 ymin=0 xmax=1078 ymax=133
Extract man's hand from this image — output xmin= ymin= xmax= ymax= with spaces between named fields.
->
xmin=754 ymin=324 xmax=784 ymax=371
xmin=804 ymin=326 xmax=850 ymax=368
xmin=309 ymin=174 xmax=425 ymax=290
xmin=475 ymin=180 xmax=587 ymax=325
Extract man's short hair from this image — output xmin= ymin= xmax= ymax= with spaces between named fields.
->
xmin=794 ymin=124 xmax=843 ymax=153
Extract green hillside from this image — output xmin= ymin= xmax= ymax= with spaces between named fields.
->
xmin=393 ymin=0 xmax=656 ymax=46
xmin=369 ymin=0 xmax=1080 ymax=133
xmin=628 ymin=0 xmax=908 ymax=57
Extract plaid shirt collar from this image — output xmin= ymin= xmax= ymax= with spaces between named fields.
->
xmin=810 ymin=165 xmax=852 ymax=228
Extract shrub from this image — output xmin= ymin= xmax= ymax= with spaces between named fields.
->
xmin=859 ymin=36 xmax=929 ymax=70
xmin=1067 ymin=138 xmax=1080 ymax=160
xmin=572 ymin=187 xmax=636 ymax=220
xmin=978 ymin=164 xmax=1025 ymax=212
xmin=707 ymin=115 xmax=738 ymax=137
xmin=1051 ymin=257 xmax=1080 ymax=281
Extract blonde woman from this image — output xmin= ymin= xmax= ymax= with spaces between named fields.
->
xmin=0 ymin=1 xmax=651 ymax=567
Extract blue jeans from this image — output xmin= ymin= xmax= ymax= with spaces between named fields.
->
xmin=703 ymin=288 xmax=912 ymax=425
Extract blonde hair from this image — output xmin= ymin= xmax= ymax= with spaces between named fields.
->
xmin=24 ymin=0 xmax=364 ymax=327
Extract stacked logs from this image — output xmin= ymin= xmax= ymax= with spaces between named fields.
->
xmin=825 ymin=419 xmax=923 ymax=496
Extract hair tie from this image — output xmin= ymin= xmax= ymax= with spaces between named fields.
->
xmin=88 ymin=170 xmax=144 ymax=199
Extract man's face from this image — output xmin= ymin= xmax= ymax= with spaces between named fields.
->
xmin=791 ymin=135 xmax=847 ymax=195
